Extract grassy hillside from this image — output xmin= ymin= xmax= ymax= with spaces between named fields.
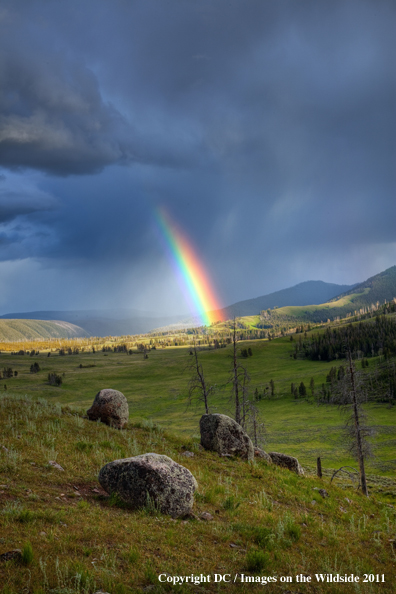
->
xmin=333 ymin=265 xmax=396 ymax=306
xmin=0 ymin=393 xmax=395 ymax=593
xmin=261 ymin=266 xmax=396 ymax=327
xmin=214 ymin=280 xmax=354 ymax=319
xmin=1 ymin=330 xmax=395 ymax=479
xmin=0 ymin=320 xmax=90 ymax=341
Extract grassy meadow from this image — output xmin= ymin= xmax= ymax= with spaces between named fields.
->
xmin=1 ymin=335 xmax=395 ymax=479
xmin=1 ymin=329 xmax=396 ymax=592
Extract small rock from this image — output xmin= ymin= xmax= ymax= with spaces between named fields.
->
xmin=181 ymin=451 xmax=194 ymax=458
xmin=40 ymin=531 xmax=46 ymax=536
xmin=92 ymin=488 xmax=101 ymax=494
xmin=268 ymin=452 xmax=304 ymax=475
xmin=1 ymin=446 xmax=8 ymax=452
xmin=311 ymin=500 xmax=317 ymax=505
xmin=48 ymin=460 xmax=64 ymax=471
xmin=318 ymin=489 xmax=328 ymax=498
xmin=254 ymin=448 xmax=272 ymax=463
xmin=200 ymin=512 xmax=213 ymax=521
xmin=181 ymin=512 xmax=197 ymax=520
xmin=0 ymin=549 xmax=22 ymax=562
xmin=74 ymin=491 xmax=81 ymax=497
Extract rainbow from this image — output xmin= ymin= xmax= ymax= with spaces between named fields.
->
xmin=154 ymin=207 xmax=224 ymax=325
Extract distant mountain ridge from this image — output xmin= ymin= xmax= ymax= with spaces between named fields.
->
xmin=0 ymin=310 xmax=190 ymax=338
xmin=1 ymin=266 xmax=395 ymax=338
xmin=329 ymin=265 xmax=396 ymax=307
xmin=214 ymin=280 xmax=355 ymax=320
xmin=262 ymin=265 xmax=396 ymax=325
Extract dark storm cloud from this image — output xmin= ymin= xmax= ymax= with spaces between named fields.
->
xmin=0 ymin=6 xmax=204 ymax=176
xmin=0 ymin=0 xmax=395 ymax=312
xmin=0 ymin=189 xmax=57 ymax=223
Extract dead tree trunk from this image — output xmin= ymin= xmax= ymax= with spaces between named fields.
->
xmin=347 ymin=350 xmax=369 ymax=497
xmin=317 ymin=457 xmax=322 ymax=479
xmin=232 ymin=319 xmax=241 ymax=425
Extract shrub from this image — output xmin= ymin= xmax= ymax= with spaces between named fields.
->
xmin=21 ymin=542 xmax=34 ymax=565
xmin=246 ymin=550 xmax=270 ymax=572
xmin=286 ymin=521 xmax=301 ymax=542
xmin=48 ymin=372 xmax=62 ymax=386
xmin=18 ymin=509 xmax=34 ymax=523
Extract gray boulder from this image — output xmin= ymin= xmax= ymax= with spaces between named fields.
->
xmin=268 ymin=452 xmax=304 ymax=475
xmin=254 ymin=447 xmax=272 ymax=464
xmin=87 ymin=389 xmax=128 ymax=429
xmin=98 ymin=453 xmax=198 ymax=517
xmin=200 ymin=414 xmax=254 ymax=461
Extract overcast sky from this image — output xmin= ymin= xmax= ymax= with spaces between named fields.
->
xmin=0 ymin=0 xmax=395 ymax=316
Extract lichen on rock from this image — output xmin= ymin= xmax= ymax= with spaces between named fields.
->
xmin=98 ymin=453 xmax=198 ymax=518
xmin=86 ymin=389 xmax=128 ymax=429
xmin=200 ymin=413 xmax=254 ymax=461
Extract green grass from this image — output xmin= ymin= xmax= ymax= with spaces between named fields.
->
xmin=1 ymin=333 xmax=395 ymax=478
xmin=0 ymin=393 xmax=395 ymax=593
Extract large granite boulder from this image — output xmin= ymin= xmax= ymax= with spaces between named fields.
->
xmin=98 ymin=453 xmax=198 ymax=517
xmin=200 ymin=414 xmax=254 ymax=461
xmin=87 ymin=389 xmax=128 ymax=429
xmin=268 ymin=452 xmax=304 ymax=475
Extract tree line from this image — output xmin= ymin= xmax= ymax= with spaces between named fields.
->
xmin=301 ymin=316 xmax=396 ymax=362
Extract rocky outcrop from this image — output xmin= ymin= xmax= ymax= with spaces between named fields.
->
xmin=268 ymin=452 xmax=304 ymax=475
xmin=200 ymin=414 xmax=254 ymax=461
xmin=98 ymin=453 xmax=198 ymax=517
xmin=87 ymin=389 xmax=128 ymax=429
xmin=254 ymin=447 xmax=272 ymax=464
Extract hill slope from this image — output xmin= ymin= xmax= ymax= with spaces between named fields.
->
xmin=0 ymin=319 xmax=90 ymax=341
xmin=0 ymin=310 xmax=190 ymax=337
xmin=0 ymin=392 xmax=395 ymax=593
xmin=213 ymin=280 xmax=354 ymax=320
xmin=264 ymin=266 xmax=396 ymax=325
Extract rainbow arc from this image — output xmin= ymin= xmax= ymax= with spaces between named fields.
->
xmin=154 ymin=208 xmax=224 ymax=325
